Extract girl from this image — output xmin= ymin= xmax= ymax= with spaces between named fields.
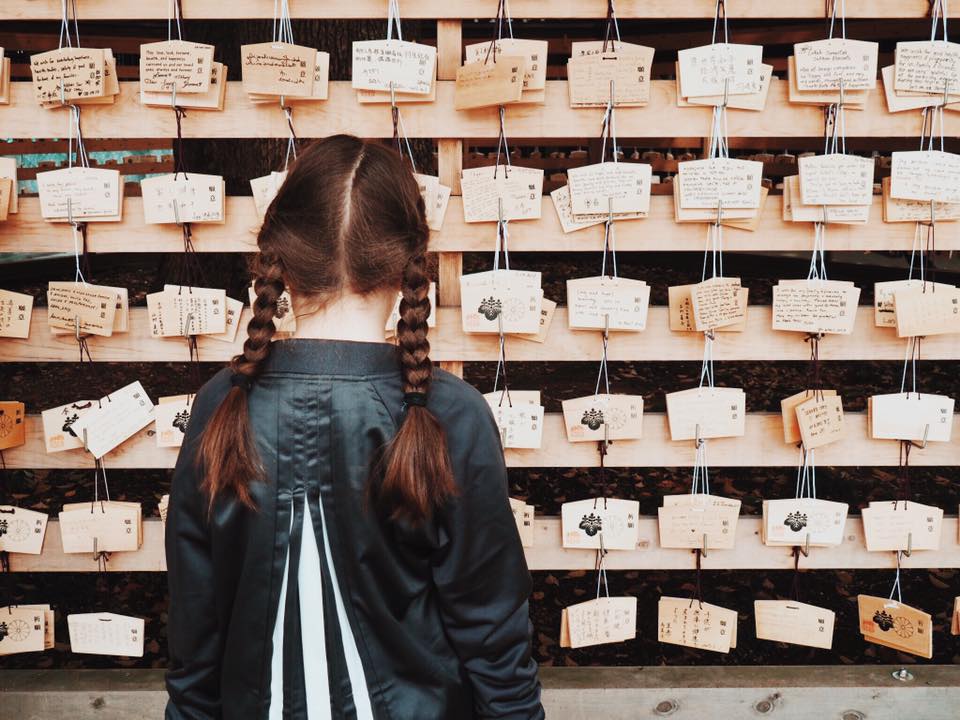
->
xmin=165 ymin=135 xmax=543 ymax=720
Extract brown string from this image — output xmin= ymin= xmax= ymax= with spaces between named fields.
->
xmin=173 ymin=106 xmax=189 ymax=178
xmin=804 ymin=333 xmax=823 ymax=398
xmin=483 ymin=0 xmax=507 ymax=64
xmin=690 ymin=547 xmax=704 ymax=607
xmin=791 ymin=545 xmax=803 ymax=602
xmin=77 ymin=334 xmax=92 ymax=362
xmin=602 ymin=0 xmax=618 ymax=52
xmin=898 ymin=439 xmax=913 ymax=503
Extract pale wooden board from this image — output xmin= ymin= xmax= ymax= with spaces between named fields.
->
xmin=2 ymin=81 xmax=952 ymax=139
xmin=4 ymin=196 xmax=956 ymax=254
xmin=8 ymin=413 xmax=960 ymax=469
xmin=10 ymin=516 xmax=960 ymax=572
xmin=0 ymin=0 xmax=947 ymax=19
xmin=4 ymin=307 xmax=958 ymax=362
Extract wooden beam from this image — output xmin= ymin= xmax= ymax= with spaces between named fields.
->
xmin=435 ymin=20 xmax=462 ymax=82
xmin=4 ymin=196 xmax=958 ymax=254
xmin=9 ymin=516 xmax=960 ymax=572
xmin=8 ymin=413 xmax=960 ymax=470
xmin=0 ymin=0 xmax=950 ymax=20
xmin=2 ymin=80 xmax=953 ymax=140
xmin=3 ymin=307 xmax=959 ymax=363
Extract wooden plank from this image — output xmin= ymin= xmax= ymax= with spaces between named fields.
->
xmin=5 ymin=196 xmax=960 ymax=254
xmin=437 ymin=139 xmax=463 ymax=195
xmin=2 ymin=80 xmax=952 ymax=139
xmin=4 ymin=307 xmax=959 ymax=363
xmin=8 ymin=413 xmax=960 ymax=470
xmin=9 ymin=516 xmax=960 ymax=572
xmin=435 ymin=20 xmax=462 ymax=82
xmin=0 ymin=0 xmax=950 ymax=20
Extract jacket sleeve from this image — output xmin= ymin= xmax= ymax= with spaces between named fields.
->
xmin=431 ymin=403 xmax=544 ymax=720
xmin=164 ymin=379 xmax=227 ymax=720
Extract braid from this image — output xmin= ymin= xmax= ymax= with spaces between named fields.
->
xmin=396 ymin=252 xmax=432 ymax=393
xmin=232 ymin=251 xmax=284 ymax=379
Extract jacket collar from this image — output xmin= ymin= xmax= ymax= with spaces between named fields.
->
xmin=263 ymin=338 xmax=401 ymax=377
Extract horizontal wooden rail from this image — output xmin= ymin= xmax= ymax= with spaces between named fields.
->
xmin=9 ymin=516 xmax=960 ymax=572
xmin=4 ymin=196 xmax=956 ymax=254
xmin=1 ymin=81 xmax=949 ymax=140
xmin=3 ymin=307 xmax=959 ymax=363
xmin=8 ymin=413 xmax=960 ymax=469
xmin=0 ymin=0 xmax=948 ymax=20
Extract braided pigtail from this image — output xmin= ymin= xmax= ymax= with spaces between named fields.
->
xmin=197 ymin=250 xmax=285 ymax=510
xmin=378 ymin=252 xmax=456 ymax=524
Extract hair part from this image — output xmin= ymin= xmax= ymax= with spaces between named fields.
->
xmin=197 ymin=136 xmax=455 ymax=523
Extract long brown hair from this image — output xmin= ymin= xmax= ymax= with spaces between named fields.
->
xmin=198 ymin=135 xmax=455 ymax=524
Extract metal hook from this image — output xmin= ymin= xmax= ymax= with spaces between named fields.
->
xmin=182 ymin=312 xmax=195 ymax=338
xmin=171 ymin=82 xmax=177 ymax=109
xmin=172 ymin=197 xmax=182 ymax=226
xmin=92 ymin=535 xmax=99 ymax=562
xmin=903 ymin=532 xmax=913 ymax=558
xmin=700 ymin=533 xmax=708 ymax=558
xmin=695 ymin=423 xmax=705 ymax=448
xmin=74 ymin=314 xmax=82 ymax=341
xmin=722 ymin=76 xmax=729 ymax=109
xmin=82 ymin=427 xmax=89 ymax=452
xmin=796 ymin=532 xmax=811 ymax=558
xmin=910 ymin=424 xmax=930 ymax=450
xmin=715 ymin=198 xmax=724 ymax=227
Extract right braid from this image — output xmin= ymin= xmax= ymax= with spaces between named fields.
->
xmin=232 ymin=251 xmax=284 ymax=379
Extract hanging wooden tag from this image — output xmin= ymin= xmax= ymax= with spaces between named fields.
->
xmin=59 ymin=501 xmax=142 ymax=554
xmin=567 ymin=50 xmax=654 ymax=107
xmin=677 ymin=158 xmax=763 ymax=210
xmin=251 ymin=53 xmax=329 ymax=102
xmin=772 ymin=279 xmax=861 ymax=335
xmin=677 ymin=43 xmax=764 ymax=98
xmin=551 ymin=186 xmax=604 ymax=233
xmin=454 ymin=56 xmax=525 ymax=110
xmin=893 ymin=284 xmax=960 ymax=337
xmin=560 ymin=597 xmax=637 ymax=649
xmin=894 ymin=41 xmax=960 ymax=95
xmin=139 ymin=40 xmax=215 ymax=94
xmin=460 ymin=166 xmax=543 ymax=222
xmin=861 ymin=501 xmax=943 ymax=552
xmin=755 ymin=600 xmax=835 ymax=649
xmin=509 ymin=497 xmax=535 ymax=547
xmin=203 ymin=296 xmax=244 ymax=344
xmin=665 ymin=386 xmax=746 ymax=441
xmin=68 ymin=612 xmax=145 ymax=657
xmin=141 ymin=173 xmax=225 ymax=224
xmin=0 ymin=157 xmax=17 ymax=214
xmin=681 ymin=62 xmax=773 ymax=110
xmin=0 ymin=289 xmax=31 ymax=339
xmin=460 ymin=269 xmax=542 ymax=335
xmin=513 ymin=293 xmax=556 ymax=344
xmin=787 ymin=55 xmax=868 ymax=107
xmin=560 ymin=498 xmax=640 ymax=551
xmin=240 ymin=42 xmax=316 ymax=97
xmin=658 ymin=494 xmax=741 ymax=550
xmin=72 ymin=381 xmax=155 ymax=459
xmin=658 ymin=596 xmax=737 ymax=653
xmin=668 ymin=282 xmax=748 ymax=333
xmin=566 ymin=162 xmax=652 ymax=216
xmin=147 ymin=286 xmax=228 ymax=337
xmin=870 ymin=392 xmax=954 ymax=442
xmin=30 ymin=47 xmax=106 ymax=103
xmin=890 ymin=150 xmax=960 ymax=204
xmin=48 ymin=282 xmax=127 ymax=336
xmin=561 ymin=393 xmax=644 ymax=442
xmin=37 ymin=167 xmax=121 ymax=221
xmin=465 ymin=39 xmax=548 ymax=96
xmin=154 ymin=395 xmax=194 ymax=448
xmin=41 ymin=400 xmax=96 ymax=453
xmin=566 ymin=276 xmax=650 ymax=331
xmin=483 ymin=391 xmax=544 ymax=449
xmin=0 ymin=505 xmax=47 ymax=554
xmin=142 ymin=61 xmax=228 ymax=109
xmin=783 ymin=175 xmax=871 ymax=224
xmin=46 ymin=282 xmax=119 ymax=337
xmin=881 ymin=176 xmax=960 ymax=222
xmin=0 ymin=401 xmax=25 ymax=451
xmin=689 ymin=277 xmax=746 ymax=331
xmin=780 ymin=389 xmax=836 ymax=443
xmin=762 ymin=498 xmax=848 ymax=547
xmin=857 ymin=595 xmax=932 ymax=659
xmin=795 ymin=393 xmax=845 ymax=450
xmin=798 ymin=154 xmax=874 ymax=206
xmin=793 ymin=38 xmax=879 ymax=91
xmin=0 ymin=606 xmax=46 ymax=656
xmin=249 ymin=170 xmax=287 ymax=219
xmin=352 ymin=39 xmax=436 ymax=95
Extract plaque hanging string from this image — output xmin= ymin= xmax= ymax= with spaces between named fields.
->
xmin=602 ymin=0 xmax=621 ymax=53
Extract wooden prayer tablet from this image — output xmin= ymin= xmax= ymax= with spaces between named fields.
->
xmin=0 ymin=157 xmax=17 ymax=214
xmin=795 ymin=393 xmax=845 ymax=450
xmin=677 ymin=158 xmax=764 ymax=210
xmin=678 ymin=62 xmax=773 ymax=111
xmin=0 ymin=289 xmax=32 ymax=339
xmin=59 ymin=501 xmax=143 ymax=554
xmin=37 ymin=167 xmax=122 ymax=221
xmin=881 ymin=177 xmax=960 ymax=222
xmin=483 ymin=390 xmax=544 ymax=449
xmin=561 ymin=394 xmax=644 ymax=442
xmin=240 ymin=42 xmax=316 ymax=97
xmin=0 ymin=400 xmax=26 ymax=451
xmin=689 ymin=277 xmax=746 ymax=331
xmin=560 ymin=597 xmax=637 ymax=649
xmin=206 ymin=296 xmax=244 ymax=344
xmin=771 ymin=279 xmax=860 ymax=335
xmin=46 ymin=282 xmax=119 ymax=338
xmin=894 ymin=40 xmax=960 ymax=95
xmin=677 ymin=43 xmax=763 ymax=98
xmin=48 ymin=283 xmax=127 ymax=337
xmin=658 ymin=494 xmax=741 ymax=550
xmin=890 ymin=151 xmax=960 ymax=204
xmin=250 ymin=170 xmax=287 ymax=219
xmin=68 ymin=613 xmax=145 ymax=657
xmin=664 ymin=386 xmax=746 ymax=441
xmin=509 ymin=498 xmax=535 ymax=547
xmin=70 ymin=381 xmax=155 ymax=460
xmin=352 ymin=39 xmax=435 ymax=95
xmin=881 ymin=64 xmax=960 ymax=113
xmin=459 ymin=269 xmax=542 ymax=335
xmin=147 ymin=285 xmax=228 ymax=337
xmin=780 ymin=389 xmax=837 ymax=444
xmin=861 ymin=501 xmax=944 ymax=552
xmin=41 ymin=399 xmax=97 ymax=453
xmin=249 ymin=53 xmax=329 ymax=102
xmin=783 ymin=175 xmax=871 ymax=225
xmin=561 ymin=498 xmax=640 ymax=551
xmin=658 ymin=597 xmax=737 ymax=653
xmin=869 ymin=392 xmax=954 ymax=442
xmin=30 ymin=47 xmax=106 ymax=104
xmin=0 ymin=56 xmax=10 ymax=106
xmin=893 ymin=283 xmax=960 ymax=337
xmin=154 ymin=395 xmax=194 ymax=449
xmin=793 ymin=38 xmax=879 ymax=91
xmin=0 ymin=606 xmax=46 ymax=656
xmin=669 ymin=282 xmax=748 ymax=333
xmin=511 ymin=293 xmax=556 ymax=344
xmin=788 ymin=56 xmax=868 ymax=107
xmin=567 ymin=45 xmax=655 ymax=108
xmin=412 ymin=173 xmax=452 ymax=232
xmin=464 ymin=39 xmax=548 ymax=102
xmin=798 ymin=154 xmax=874 ymax=207
xmin=857 ymin=595 xmax=932 ymax=659
xmin=754 ymin=600 xmax=835 ymax=650
xmin=247 ymin=283 xmax=296 ymax=333
xmin=761 ymin=498 xmax=848 ymax=547
xmin=459 ymin=166 xmax=543 ymax=222
xmin=142 ymin=61 xmax=228 ymax=110
xmin=139 ymin=40 xmax=215 ymax=94
xmin=454 ymin=55 xmax=525 ymax=110
xmin=551 ymin=186 xmax=604 ymax=233
xmin=566 ymin=162 xmax=652 ymax=217
xmin=140 ymin=173 xmax=226 ymax=224
xmin=566 ymin=276 xmax=650 ymax=331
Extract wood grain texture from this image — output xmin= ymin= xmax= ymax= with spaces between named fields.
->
xmin=3 ymin=307 xmax=958 ymax=362
xmin=0 ymin=0 xmax=949 ymax=20
xmin=7 ymin=413 xmax=960 ymax=470
xmin=5 ymin=196 xmax=956 ymax=254
xmin=2 ymin=80 xmax=954 ymax=139
xmin=10 ymin=516 xmax=960 ymax=572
